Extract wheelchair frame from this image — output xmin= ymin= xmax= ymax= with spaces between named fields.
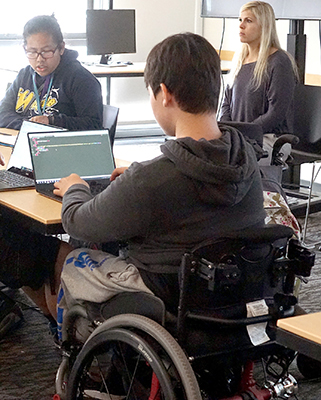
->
xmin=54 ymin=224 xmax=315 ymax=400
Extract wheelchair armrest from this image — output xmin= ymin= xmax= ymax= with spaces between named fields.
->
xmin=271 ymin=134 xmax=299 ymax=166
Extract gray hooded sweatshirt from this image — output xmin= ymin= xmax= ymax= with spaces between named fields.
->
xmin=61 ymin=125 xmax=266 ymax=278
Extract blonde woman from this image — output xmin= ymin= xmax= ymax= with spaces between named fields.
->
xmin=219 ymin=1 xmax=298 ymax=136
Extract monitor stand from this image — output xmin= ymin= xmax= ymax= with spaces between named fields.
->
xmin=98 ymin=54 xmax=128 ymax=67
xmin=100 ymin=54 xmax=112 ymax=64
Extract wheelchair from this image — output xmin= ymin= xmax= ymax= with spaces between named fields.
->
xmin=54 ymin=224 xmax=315 ymax=400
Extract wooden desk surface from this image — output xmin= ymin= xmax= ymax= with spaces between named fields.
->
xmin=277 ymin=312 xmax=321 ymax=345
xmin=0 ymin=189 xmax=62 ymax=225
xmin=86 ymin=62 xmax=230 ymax=78
xmin=85 ymin=62 xmax=145 ymax=78
xmin=0 ymin=146 xmax=129 ymax=232
xmin=0 ymin=128 xmax=62 ymax=230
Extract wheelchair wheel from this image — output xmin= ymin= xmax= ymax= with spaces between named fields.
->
xmin=67 ymin=314 xmax=202 ymax=400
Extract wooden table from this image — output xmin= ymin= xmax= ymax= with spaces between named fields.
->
xmin=85 ymin=62 xmax=145 ymax=79
xmin=0 ymin=188 xmax=63 ymax=235
xmin=85 ymin=62 xmax=145 ymax=105
xmin=0 ymin=127 xmax=130 ymax=235
xmin=0 ymin=125 xmax=163 ymax=237
xmin=0 ymin=156 xmax=129 ymax=236
xmin=0 ymin=129 xmax=62 ymax=234
xmin=277 ymin=312 xmax=321 ymax=362
xmin=86 ymin=61 xmax=230 ymax=104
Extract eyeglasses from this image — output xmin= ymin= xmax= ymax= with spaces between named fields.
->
xmin=24 ymin=45 xmax=59 ymax=59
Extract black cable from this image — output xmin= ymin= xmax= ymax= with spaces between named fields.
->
xmin=0 ymin=283 xmax=42 ymax=313
xmin=218 ymin=18 xmax=226 ymax=116
xmin=16 ymin=300 xmax=42 ymax=313
xmin=319 ymin=20 xmax=321 ymax=61
xmin=218 ymin=17 xmax=225 ymax=58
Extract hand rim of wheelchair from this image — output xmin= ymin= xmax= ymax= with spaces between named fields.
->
xmin=66 ymin=313 xmax=202 ymax=400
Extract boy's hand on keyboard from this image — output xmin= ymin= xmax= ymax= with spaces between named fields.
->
xmin=53 ymin=173 xmax=89 ymax=197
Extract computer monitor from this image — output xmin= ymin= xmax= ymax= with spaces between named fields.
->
xmin=201 ymin=0 xmax=321 ymax=20
xmin=86 ymin=9 xmax=136 ymax=64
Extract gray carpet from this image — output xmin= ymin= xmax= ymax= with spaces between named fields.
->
xmin=0 ymin=287 xmax=61 ymax=400
xmin=0 ymin=213 xmax=321 ymax=399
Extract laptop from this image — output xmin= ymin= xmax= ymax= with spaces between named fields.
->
xmin=28 ymin=129 xmax=116 ymax=202
xmin=0 ymin=120 xmax=64 ymax=191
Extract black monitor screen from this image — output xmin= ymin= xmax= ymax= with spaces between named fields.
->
xmin=86 ymin=9 xmax=136 ymax=56
xmin=201 ymin=0 xmax=321 ymax=20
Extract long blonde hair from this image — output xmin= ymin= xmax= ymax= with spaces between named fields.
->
xmin=230 ymin=1 xmax=297 ymax=90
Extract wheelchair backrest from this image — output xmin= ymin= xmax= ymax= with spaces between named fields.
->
xmin=179 ymin=225 xmax=313 ymax=319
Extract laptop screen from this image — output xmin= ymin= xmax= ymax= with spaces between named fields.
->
xmin=28 ymin=130 xmax=115 ymax=183
xmin=7 ymin=120 xmax=65 ymax=171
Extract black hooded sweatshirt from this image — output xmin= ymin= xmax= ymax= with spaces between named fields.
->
xmin=0 ymin=49 xmax=103 ymax=130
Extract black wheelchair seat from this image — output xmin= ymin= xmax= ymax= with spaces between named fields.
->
xmin=86 ymin=291 xmax=166 ymax=326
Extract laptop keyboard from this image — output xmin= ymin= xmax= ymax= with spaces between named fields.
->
xmin=36 ymin=180 xmax=110 ymax=203
xmin=0 ymin=170 xmax=34 ymax=188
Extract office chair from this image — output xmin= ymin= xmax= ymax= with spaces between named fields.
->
xmin=102 ymin=104 xmax=119 ymax=147
xmin=285 ymin=84 xmax=321 ymax=244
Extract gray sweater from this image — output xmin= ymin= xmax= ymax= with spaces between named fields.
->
xmin=61 ymin=125 xmax=266 ymax=276
xmin=219 ymin=50 xmax=296 ymax=134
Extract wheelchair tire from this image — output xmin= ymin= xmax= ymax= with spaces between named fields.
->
xmin=67 ymin=314 xmax=202 ymax=400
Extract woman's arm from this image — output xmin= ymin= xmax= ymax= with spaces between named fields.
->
xmin=252 ymin=54 xmax=296 ymax=133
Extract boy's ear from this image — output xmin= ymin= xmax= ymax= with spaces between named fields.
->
xmin=160 ymin=83 xmax=173 ymax=107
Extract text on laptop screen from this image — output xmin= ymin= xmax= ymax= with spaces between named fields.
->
xmin=28 ymin=131 xmax=115 ymax=182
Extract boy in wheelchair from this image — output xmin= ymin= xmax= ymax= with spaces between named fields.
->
xmin=52 ymin=32 xmax=266 ymax=328
xmin=51 ymin=33 xmax=315 ymax=399
xmin=0 ymin=32 xmax=315 ymax=399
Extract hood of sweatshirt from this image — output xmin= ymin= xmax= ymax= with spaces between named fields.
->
xmin=161 ymin=125 xmax=260 ymax=207
xmin=56 ymin=48 xmax=79 ymax=72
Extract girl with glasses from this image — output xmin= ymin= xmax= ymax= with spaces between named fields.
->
xmin=0 ymin=14 xmax=103 ymax=131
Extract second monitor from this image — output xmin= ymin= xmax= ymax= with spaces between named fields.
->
xmin=86 ymin=9 xmax=136 ymax=65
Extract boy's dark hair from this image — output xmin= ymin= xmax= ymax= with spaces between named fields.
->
xmin=23 ymin=15 xmax=64 ymax=47
xmin=144 ymin=32 xmax=221 ymax=114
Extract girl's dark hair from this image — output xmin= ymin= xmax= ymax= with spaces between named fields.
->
xmin=23 ymin=15 xmax=64 ymax=46
xmin=144 ymin=32 xmax=221 ymax=114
